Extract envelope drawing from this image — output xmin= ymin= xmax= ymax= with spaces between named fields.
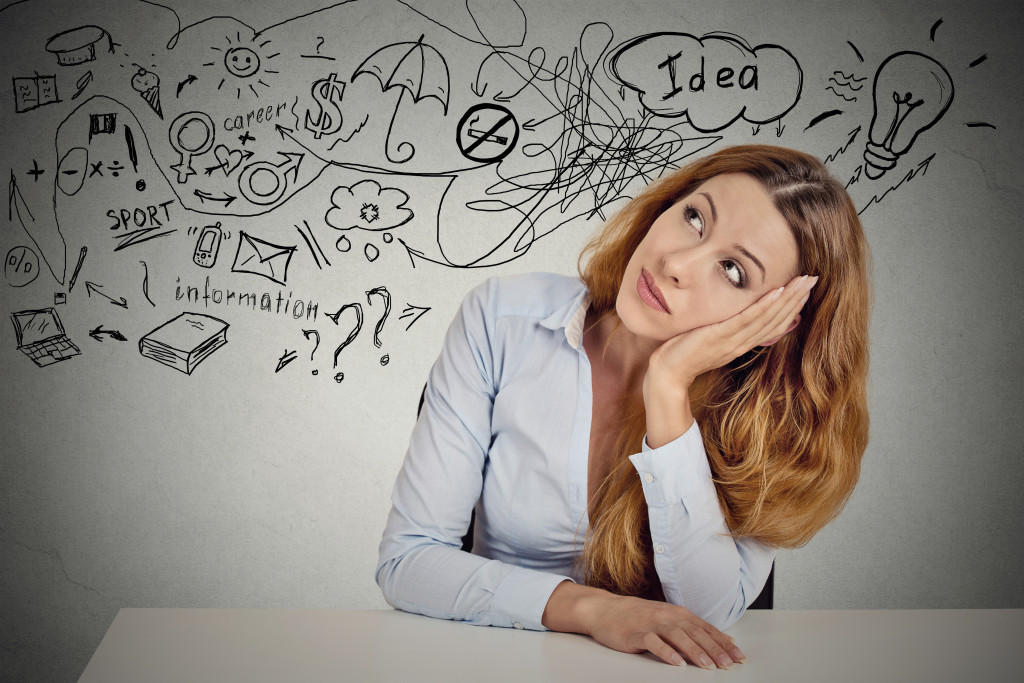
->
xmin=231 ymin=231 xmax=296 ymax=285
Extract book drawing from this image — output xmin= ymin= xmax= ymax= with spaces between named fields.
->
xmin=139 ymin=312 xmax=228 ymax=374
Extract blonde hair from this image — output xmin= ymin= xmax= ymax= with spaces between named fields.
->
xmin=577 ymin=144 xmax=872 ymax=598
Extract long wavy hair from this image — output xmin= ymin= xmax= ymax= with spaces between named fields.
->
xmin=577 ymin=144 xmax=872 ymax=599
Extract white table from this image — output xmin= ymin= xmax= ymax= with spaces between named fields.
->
xmin=78 ymin=607 xmax=1022 ymax=682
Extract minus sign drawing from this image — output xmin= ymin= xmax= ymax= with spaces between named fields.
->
xmin=467 ymin=128 xmax=508 ymax=145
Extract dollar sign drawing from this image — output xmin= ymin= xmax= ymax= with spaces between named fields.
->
xmin=305 ymin=72 xmax=345 ymax=140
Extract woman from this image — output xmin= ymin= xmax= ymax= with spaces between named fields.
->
xmin=376 ymin=145 xmax=871 ymax=669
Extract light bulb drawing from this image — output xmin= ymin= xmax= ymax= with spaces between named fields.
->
xmin=863 ymin=51 xmax=953 ymax=180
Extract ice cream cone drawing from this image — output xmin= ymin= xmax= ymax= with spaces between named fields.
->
xmin=131 ymin=66 xmax=163 ymax=119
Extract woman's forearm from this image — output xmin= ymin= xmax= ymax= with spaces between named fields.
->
xmin=642 ymin=375 xmax=693 ymax=449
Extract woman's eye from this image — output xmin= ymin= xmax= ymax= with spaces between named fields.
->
xmin=683 ymin=205 xmax=704 ymax=236
xmin=721 ymin=260 xmax=746 ymax=288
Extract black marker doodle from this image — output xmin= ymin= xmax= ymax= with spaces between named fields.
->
xmin=352 ymin=34 xmax=450 ymax=163
xmin=27 ymin=160 xmax=44 ymax=182
xmin=365 ymin=286 xmax=391 ymax=349
xmin=399 ymin=304 xmax=430 ymax=331
xmin=863 ymin=52 xmax=953 ymax=180
xmin=44 ymin=25 xmax=113 ymax=65
xmin=964 ymin=121 xmax=995 ymax=129
xmin=607 ymin=31 xmax=802 ymax=132
xmin=805 ymin=110 xmax=843 ymax=131
xmin=231 ymin=231 xmax=296 ymax=285
xmin=139 ymin=312 xmax=229 ymax=375
xmin=847 ymin=41 xmax=864 ymax=62
xmin=237 ymin=152 xmax=303 ymax=205
xmin=13 ymin=74 xmax=59 ymax=112
xmin=89 ymin=326 xmax=127 ymax=342
xmin=192 ymin=223 xmax=223 ymax=268
xmin=859 ymin=153 xmax=934 ymax=215
xmin=275 ymin=349 xmax=298 ymax=372
xmin=113 ymin=225 xmax=177 ymax=251
xmin=57 ymin=148 xmax=88 ymax=196
xmin=302 ymin=328 xmax=320 ymax=375
xmin=457 ymin=103 xmax=520 ymax=162
xmin=824 ymin=126 xmax=861 ymax=165
xmin=208 ymin=145 xmax=251 ymax=177
xmin=68 ymin=247 xmax=87 ymax=291
xmin=168 ymin=112 xmax=216 ymax=183
xmin=176 ymin=75 xmax=198 ymax=97
xmin=968 ymin=54 xmax=987 ymax=69
xmin=929 ymin=18 xmax=943 ymax=42
xmin=11 ymin=308 xmax=81 ymax=367
xmin=131 ymin=66 xmax=163 ymax=119
xmin=210 ymin=31 xmax=280 ymax=99
xmin=85 ymin=281 xmax=128 ymax=308
xmin=139 ymin=261 xmax=156 ymax=307
xmin=364 ymin=243 xmax=380 ymax=262
xmin=71 ymin=71 xmax=93 ymax=100
xmin=325 ymin=180 xmax=414 ymax=233
xmin=5 ymin=247 xmax=40 ymax=288
xmin=296 ymin=221 xmax=330 ymax=269
xmin=327 ymin=302 xmax=363 ymax=372
xmin=305 ymin=72 xmax=345 ymax=140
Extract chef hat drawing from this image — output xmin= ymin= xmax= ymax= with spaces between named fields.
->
xmin=45 ymin=25 xmax=113 ymax=66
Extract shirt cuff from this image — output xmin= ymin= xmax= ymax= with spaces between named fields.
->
xmin=629 ymin=421 xmax=713 ymax=504
xmin=490 ymin=567 xmax=573 ymax=631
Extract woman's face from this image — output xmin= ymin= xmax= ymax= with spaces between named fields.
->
xmin=616 ymin=172 xmax=801 ymax=343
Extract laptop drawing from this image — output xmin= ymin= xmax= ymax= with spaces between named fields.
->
xmin=11 ymin=308 xmax=81 ymax=366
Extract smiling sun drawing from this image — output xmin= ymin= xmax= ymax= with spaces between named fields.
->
xmin=204 ymin=31 xmax=279 ymax=99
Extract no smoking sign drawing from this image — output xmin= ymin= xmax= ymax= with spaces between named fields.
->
xmin=457 ymin=104 xmax=520 ymax=163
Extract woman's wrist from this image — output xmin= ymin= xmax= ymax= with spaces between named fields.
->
xmin=541 ymin=581 xmax=614 ymax=636
xmin=642 ymin=374 xmax=694 ymax=449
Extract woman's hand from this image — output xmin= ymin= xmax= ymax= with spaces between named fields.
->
xmin=648 ymin=273 xmax=817 ymax=389
xmin=642 ymin=274 xmax=817 ymax=447
xmin=542 ymin=582 xmax=743 ymax=669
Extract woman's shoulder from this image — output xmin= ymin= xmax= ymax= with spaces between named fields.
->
xmin=466 ymin=272 xmax=585 ymax=317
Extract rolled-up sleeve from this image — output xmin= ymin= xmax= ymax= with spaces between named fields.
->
xmin=376 ymin=278 xmax=571 ymax=630
xmin=628 ymin=422 xmax=776 ymax=630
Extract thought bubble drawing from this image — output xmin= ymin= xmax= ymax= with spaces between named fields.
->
xmin=607 ymin=32 xmax=802 ymax=133
xmin=325 ymin=180 xmax=414 ymax=232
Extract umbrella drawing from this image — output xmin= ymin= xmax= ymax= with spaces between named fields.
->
xmin=352 ymin=34 xmax=450 ymax=164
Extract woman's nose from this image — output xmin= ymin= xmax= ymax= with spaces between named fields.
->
xmin=661 ymin=247 xmax=701 ymax=287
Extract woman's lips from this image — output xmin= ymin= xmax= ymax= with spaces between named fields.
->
xmin=637 ymin=269 xmax=669 ymax=313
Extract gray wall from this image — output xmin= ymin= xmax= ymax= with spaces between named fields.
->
xmin=2 ymin=0 xmax=1022 ymax=680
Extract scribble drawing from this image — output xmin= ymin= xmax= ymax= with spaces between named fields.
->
xmin=325 ymin=180 xmax=413 ymax=232
xmin=352 ymin=34 xmax=450 ymax=163
xmin=139 ymin=312 xmax=229 ymax=375
xmin=296 ymin=221 xmax=330 ymax=269
xmin=5 ymin=247 xmax=40 ymax=288
xmin=44 ymin=25 xmax=113 ymax=65
xmin=10 ymin=308 xmax=81 ymax=367
xmin=13 ymin=74 xmax=59 ymax=112
xmin=231 ymin=231 xmax=296 ymax=285
xmin=416 ymin=22 xmax=724 ymax=269
xmin=863 ymin=52 xmax=953 ymax=180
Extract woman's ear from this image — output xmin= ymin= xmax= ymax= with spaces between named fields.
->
xmin=759 ymin=314 xmax=801 ymax=347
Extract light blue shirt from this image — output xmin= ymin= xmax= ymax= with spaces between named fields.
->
xmin=376 ymin=272 xmax=776 ymax=631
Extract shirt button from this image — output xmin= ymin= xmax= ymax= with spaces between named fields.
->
xmin=655 ymin=544 xmax=666 ymax=554
xmin=643 ymin=472 xmax=655 ymax=483
xmin=513 ymin=621 xmax=524 ymax=630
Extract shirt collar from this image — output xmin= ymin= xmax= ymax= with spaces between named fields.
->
xmin=539 ymin=281 xmax=591 ymax=350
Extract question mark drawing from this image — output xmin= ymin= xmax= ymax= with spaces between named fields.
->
xmin=316 ymin=36 xmax=324 ymax=55
xmin=326 ymin=302 xmax=363 ymax=379
xmin=302 ymin=328 xmax=320 ymax=375
xmin=366 ymin=286 xmax=391 ymax=365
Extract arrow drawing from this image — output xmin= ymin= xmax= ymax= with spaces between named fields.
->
xmin=89 ymin=325 xmax=128 ymax=342
xmin=85 ymin=281 xmax=128 ymax=308
xmin=399 ymin=304 xmax=431 ymax=330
